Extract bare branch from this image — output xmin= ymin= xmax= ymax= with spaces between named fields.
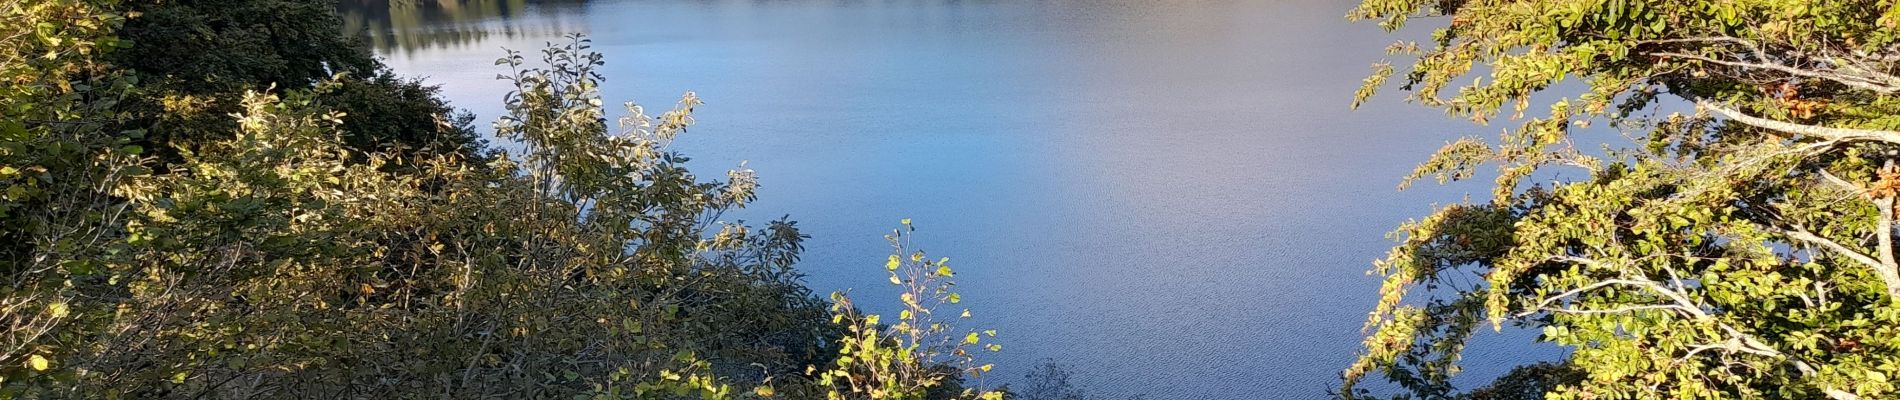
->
xmin=1653 ymin=51 xmax=1900 ymax=93
xmin=1639 ymin=36 xmax=1769 ymax=61
xmin=1782 ymin=223 xmax=1900 ymax=300
xmin=1529 ymin=256 xmax=1710 ymax=318
xmin=1818 ymin=169 xmax=1861 ymax=194
xmin=1699 ymin=100 xmax=1900 ymax=145
xmin=1878 ymin=194 xmax=1900 ymax=300
xmin=1782 ymin=225 xmax=1884 ymax=269
xmin=1531 ymin=256 xmax=1862 ymax=399
xmin=1644 ymin=35 xmax=1900 ymax=93
xmin=1538 ymin=304 xmax=1690 ymax=315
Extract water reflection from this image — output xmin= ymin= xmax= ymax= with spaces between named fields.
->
xmin=337 ymin=0 xmax=586 ymax=57
xmin=342 ymin=1 xmax=1560 ymax=398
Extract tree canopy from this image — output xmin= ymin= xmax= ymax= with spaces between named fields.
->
xmin=112 ymin=0 xmax=485 ymax=165
xmin=1344 ymin=0 xmax=1900 ymax=399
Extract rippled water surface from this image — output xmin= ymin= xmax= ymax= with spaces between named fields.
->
xmin=341 ymin=1 xmax=1555 ymax=397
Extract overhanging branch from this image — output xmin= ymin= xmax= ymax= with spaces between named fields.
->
xmin=1654 ymin=51 xmax=1900 ymax=93
xmin=1699 ymin=100 xmax=1900 ymax=145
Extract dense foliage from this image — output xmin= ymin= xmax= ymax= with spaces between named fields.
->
xmin=1344 ymin=0 xmax=1900 ymax=399
xmin=1 ymin=0 xmax=1008 ymax=398
xmin=115 ymin=0 xmax=485 ymax=165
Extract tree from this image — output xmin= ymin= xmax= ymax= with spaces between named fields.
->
xmin=112 ymin=0 xmax=485 ymax=164
xmin=49 ymin=35 xmax=835 ymax=398
xmin=1343 ymin=1 xmax=1900 ymax=399
xmin=2 ymin=9 xmax=1011 ymax=393
xmin=0 ymin=0 xmax=144 ymax=388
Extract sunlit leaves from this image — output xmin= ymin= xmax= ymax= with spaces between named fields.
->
xmin=25 ymin=355 xmax=48 ymax=372
xmin=1346 ymin=0 xmax=1900 ymax=399
xmin=0 ymin=27 xmax=843 ymax=397
xmin=0 ymin=0 xmax=144 ymax=393
xmin=817 ymin=221 xmax=1001 ymax=399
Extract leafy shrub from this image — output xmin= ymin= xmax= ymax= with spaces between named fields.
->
xmin=2 ymin=5 xmax=1008 ymax=394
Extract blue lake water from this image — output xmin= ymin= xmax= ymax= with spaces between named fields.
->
xmin=342 ymin=0 xmax=1558 ymax=397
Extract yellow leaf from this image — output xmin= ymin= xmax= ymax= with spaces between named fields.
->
xmin=46 ymin=302 xmax=68 ymax=318
xmin=26 ymin=355 xmax=48 ymax=371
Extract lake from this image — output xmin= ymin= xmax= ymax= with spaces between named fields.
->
xmin=339 ymin=0 xmax=1555 ymax=397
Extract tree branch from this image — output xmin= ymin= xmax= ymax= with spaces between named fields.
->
xmin=1782 ymin=221 xmax=1900 ymax=300
xmin=1644 ymin=35 xmax=1900 ymax=93
xmin=1528 ymin=256 xmax=1711 ymax=318
xmin=1877 ymin=194 xmax=1900 ymax=300
xmin=1533 ymin=257 xmax=1862 ymax=400
xmin=1699 ymin=100 xmax=1900 ymax=144
xmin=1782 ymin=225 xmax=1885 ymax=270
xmin=1818 ymin=169 xmax=1861 ymax=194
xmin=1653 ymin=51 xmax=1900 ymax=93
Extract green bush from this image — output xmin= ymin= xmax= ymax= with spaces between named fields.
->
xmin=1 ymin=1 xmax=1008 ymax=395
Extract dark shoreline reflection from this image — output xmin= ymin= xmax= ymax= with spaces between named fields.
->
xmin=337 ymin=0 xmax=588 ymax=57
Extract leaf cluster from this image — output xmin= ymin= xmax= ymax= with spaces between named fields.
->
xmin=1344 ymin=1 xmax=1900 ymax=399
